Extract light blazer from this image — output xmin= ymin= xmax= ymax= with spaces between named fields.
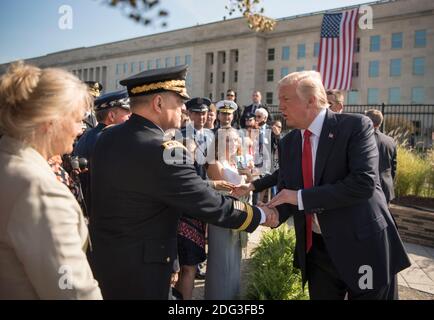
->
xmin=0 ymin=136 xmax=102 ymax=300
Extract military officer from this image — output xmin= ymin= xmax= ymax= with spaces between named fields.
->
xmin=214 ymin=99 xmax=238 ymax=131
xmin=73 ymin=89 xmax=131 ymax=216
xmin=89 ymin=65 xmax=276 ymax=299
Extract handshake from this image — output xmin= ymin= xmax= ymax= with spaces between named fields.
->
xmin=211 ymin=180 xmax=281 ymax=228
xmin=258 ymin=203 xmax=280 ymax=228
xmin=231 ymin=183 xmax=300 ymax=229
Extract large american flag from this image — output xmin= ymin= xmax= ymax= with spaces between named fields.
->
xmin=317 ymin=8 xmax=359 ymax=90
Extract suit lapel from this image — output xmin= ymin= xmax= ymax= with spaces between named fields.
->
xmin=314 ymin=110 xmax=338 ymax=186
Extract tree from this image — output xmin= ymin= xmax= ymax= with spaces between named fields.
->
xmin=102 ymin=0 xmax=276 ymax=32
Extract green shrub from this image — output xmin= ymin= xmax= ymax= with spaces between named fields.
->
xmin=396 ymin=145 xmax=431 ymax=197
xmin=245 ymin=226 xmax=309 ymax=300
xmin=426 ymin=149 xmax=434 ymax=197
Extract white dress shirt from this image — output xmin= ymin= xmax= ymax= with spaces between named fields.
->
xmin=297 ymin=108 xmax=327 ymax=234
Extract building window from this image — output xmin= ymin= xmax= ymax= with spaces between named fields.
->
xmin=268 ymin=48 xmax=275 ymax=61
xmin=391 ymin=32 xmax=403 ymax=49
xmin=352 ymin=62 xmax=359 ymax=77
xmin=116 ymin=64 xmax=121 ymax=75
xmin=234 ymin=70 xmax=238 ymax=83
xmin=280 ymin=67 xmax=289 ymax=78
xmin=139 ymin=61 xmax=145 ymax=71
xmin=130 ymin=62 xmax=135 ymax=73
xmin=390 ymin=59 xmax=401 ymax=77
xmin=297 ymin=44 xmax=306 ymax=59
xmin=221 ymin=52 xmax=226 ymax=64
xmin=411 ymin=87 xmax=425 ymax=104
xmin=415 ymin=30 xmax=427 ymax=48
xmin=234 ymin=50 xmax=239 ymax=63
xmin=185 ymin=55 xmax=192 ymax=66
xmin=347 ymin=91 xmax=359 ymax=104
xmin=370 ymin=35 xmax=381 ymax=52
xmin=147 ymin=60 xmax=153 ymax=70
xmin=267 ymin=69 xmax=274 ymax=82
xmin=123 ymin=63 xmax=128 ymax=74
xmin=266 ymin=92 xmax=273 ymax=104
xmin=314 ymin=42 xmax=320 ymax=57
xmin=209 ymin=93 xmax=213 ymax=100
xmin=282 ymin=46 xmax=290 ymax=60
xmin=156 ymin=59 xmax=161 ymax=69
xmin=367 ymin=88 xmax=379 ymax=104
xmin=413 ymin=57 xmax=425 ymax=75
xmin=296 ymin=66 xmax=305 ymax=72
xmin=369 ymin=61 xmax=379 ymax=78
xmin=222 ymin=71 xmax=225 ymax=83
xmin=175 ymin=56 xmax=181 ymax=66
xmin=210 ymin=72 xmax=213 ymax=84
xmin=312 ymin=65 xmax=317 ymax=71
xmin=355 ymin=38 xmax=360 ymax=53
xmin=221 ymin=92 xmax=225 ymax=100
xmin=388 ymin=88 xmax=400 ymax=104
xmin=165 ymin=57 xmax=171 ymax=67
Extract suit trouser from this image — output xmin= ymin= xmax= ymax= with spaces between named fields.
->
xmin=306 ymin=232 xmax=398 ymax=300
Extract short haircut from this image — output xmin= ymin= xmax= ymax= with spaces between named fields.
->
xmin=278 ymin=71 xmax=328 ymax=109
xmin=365 ymin=109 xmax=384 ymax=127
xmin=255 ymin=108 xmax=268 ymax=118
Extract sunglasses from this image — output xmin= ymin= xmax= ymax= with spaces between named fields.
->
xmin=227 ymin=94 xmax=235 ymax=97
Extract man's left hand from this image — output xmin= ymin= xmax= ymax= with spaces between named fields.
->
xmin=266 ymin=189 xmax=298 ymax=208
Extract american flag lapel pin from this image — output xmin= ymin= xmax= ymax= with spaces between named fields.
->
xmin=328 ymin=132 xmax=334 ymax=139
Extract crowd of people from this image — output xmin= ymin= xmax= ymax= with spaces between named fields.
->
xmin=0 ymin=61 xmax=408 ymax=300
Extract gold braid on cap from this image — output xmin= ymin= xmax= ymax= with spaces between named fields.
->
xmin=89 ymin=87 xmax=101 ymax=97
xmin=131 ymin=80 xmax=186 ymax=95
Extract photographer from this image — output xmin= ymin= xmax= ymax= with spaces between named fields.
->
xmin=73 ymin=90 xmax=131 ymax=215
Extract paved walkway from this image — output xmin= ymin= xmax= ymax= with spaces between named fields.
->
xmin=192 ymin=219 xmax=434 ymax=300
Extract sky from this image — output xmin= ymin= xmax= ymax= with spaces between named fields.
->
xmin=0 ymin=0 xmax=371 ymax=64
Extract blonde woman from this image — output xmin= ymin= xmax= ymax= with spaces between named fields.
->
xmin=204 ymin=128 xmax=249 ymax=300
xmin=0 ymin=62 xmax=102 ymax=299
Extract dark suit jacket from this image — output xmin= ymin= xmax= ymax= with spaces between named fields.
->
xmin=276 ymin=110 xmax=410 ymax=293
xmin=89 ymin=114 xmax=261 ymax=299
xmin=374 ymin=129 xmax=397 ymax=203
xmin=240 ymin=103 xmax=273 ymax=128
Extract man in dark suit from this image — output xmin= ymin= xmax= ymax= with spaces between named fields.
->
xmin=266 ymin=71 xmax=410 ymax=300
xmin=240 ymin=91 xmax=273 ymax=128
xmin=89 ymin=65 xmax=275 ymax=299
xmin=365 ymin=109 xmax=397 ymax=204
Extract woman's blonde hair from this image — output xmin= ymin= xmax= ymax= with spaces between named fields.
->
xmin=278 ymin=70 xmax=328 ymax=109
xmin=0 ymin=61 xmax=92 ymax=142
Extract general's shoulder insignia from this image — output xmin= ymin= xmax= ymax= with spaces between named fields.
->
xmin=162 ymin=140 xmax=187 ymax=151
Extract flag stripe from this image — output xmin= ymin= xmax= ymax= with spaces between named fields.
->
xmin=341 ymin=9 xmax=350 ymax=90
xmin=347 ymin=9 xmax=358 ymax=90
xmin=337 ymin=11 xmax=347 ymax=90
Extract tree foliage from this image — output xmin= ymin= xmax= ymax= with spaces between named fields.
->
xmin=102 ymin=0 xmax=276 ymax=32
